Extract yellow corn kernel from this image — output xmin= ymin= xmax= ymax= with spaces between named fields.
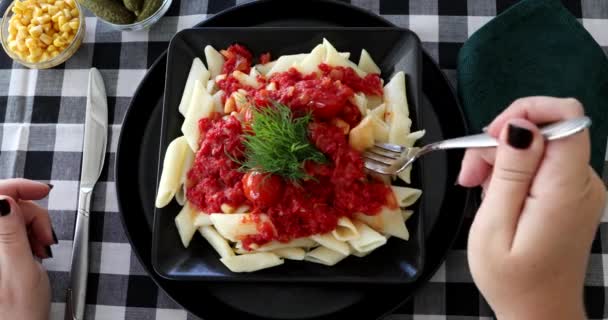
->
xmin=39 ymin=33 xmax=53 ymax=45
xmin=62 ymin=8 xmax=71 ymax=19
xmin=51 ymin=11 xmax=62 ymax=22
xmin=8 ymin=40 xmax=19 ymax=52
xmin=20 ymin=17 xmax=30 ymax=25
xmin=16 ymin=29 xmax=28 ymax=40
xmin=57 ymin=15 xmax=66 ymax=27
xmin=52 ymin=37 xmax=64 ymax=47
xmin=37 ymin=14 xmax=51 ymax=24
xmin=59 ymin=23 xmax=70 ymax=32
xmin=65 ymin=0 xmax=75 ymax=8
xmin=33 ymin=7 xmax=42 ymax=19
xmin=8 ymin=34 xmax=16 ymax=41
xmin=25 ymin=37 xmax=36 ymax=48
xmin=47 ymin=5 xmax=58 ymax=16
xmin=70 ymin=8 xmax=78 ymax=17
xmin=30 ymin=47 xmax=43 ymax=57
xmin=50 ymin=50 xmax=59 ymax=58
xmin=46 ymin=44 xmax=56 ymax=52
xmin=29 ymin=25 xmax=43 ymax=38
xmin=8 ymin=23 xmax=18 ymax=35
xmin=41 ymin=51 xmax=50 ymax=61
xmin=55 ymin=0 xmax=64 ymax=8
xmin=13 ymin=1 xmax=26 ymax=11
xmin=41 ymin=22 xmax=51 ymax=32
xmin=68 ymin=19 xmax=78 ymax=30
xmin=53 ymin=23 xmax=60 ymax=32
xmin=16 ymin=40 xmax=27 ymax=52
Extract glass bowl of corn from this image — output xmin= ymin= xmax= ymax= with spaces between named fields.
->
xmin=1 ymin=0 xmax=85 ymax=69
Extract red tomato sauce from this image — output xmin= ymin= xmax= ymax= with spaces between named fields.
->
xmin=187 ymin=46 xmax=392 ymax=249
xmin=186 ymin=115 xmax=250 ymax=213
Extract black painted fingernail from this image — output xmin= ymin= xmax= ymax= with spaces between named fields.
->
xmin=47 ymin=183 xmax=54 ymax=190
xmin=0 ymin=199 xmax=10 ymax=216
xmin=507 ymin=124 xmax=533 ymax=149
xmin=52 ymin=228 xmax=58 ymax=244
xmin=45 ymin=246 xmax=53 ymax=258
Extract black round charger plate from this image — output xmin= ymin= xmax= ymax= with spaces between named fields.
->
xmin=115 ymin=1 xmax=473 ymax=319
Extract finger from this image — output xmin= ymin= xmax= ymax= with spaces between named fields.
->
xmin=487 ymin=96 xmax=584 ymax=137
xmin=0 ymin=196 xmax=35 ymax=276
xmin=0 ymin=179 xmax=51 ymax=201
xmin=458 ymin=148 xmax=496 ymax=187
xmin=19 ymin=200 xmax=55 ymax=247
xmin=29 ymin=231 xmax=52 ymax=259
xmin=476 ymin=119 xmax=545 ymax=248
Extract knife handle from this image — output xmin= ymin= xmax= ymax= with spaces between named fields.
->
xmin=66 ymin=189 xmax=92 ymax=320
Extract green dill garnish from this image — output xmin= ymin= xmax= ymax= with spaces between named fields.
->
xmin=238 ymin=102 xmax=326 ymax=181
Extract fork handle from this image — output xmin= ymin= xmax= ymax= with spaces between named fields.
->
xmin=430 ymin=116 xmax=591 ymax=151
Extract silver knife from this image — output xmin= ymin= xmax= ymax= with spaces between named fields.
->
xmin=65 ymin=68 xmax=108 ymax=320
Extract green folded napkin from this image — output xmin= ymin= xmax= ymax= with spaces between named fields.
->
xmin=457 ymin=0 xmax=608 ymax=174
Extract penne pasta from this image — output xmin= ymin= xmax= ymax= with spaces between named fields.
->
xmin=235 ymin=237 xmax=316 ymax=253
xmin=181 ymin=80 xmax=215 ymax=152
xmin=348 ymin=221 xmax=387 ymax=253
xmin=348 ymin=115 xmax=375 ymax=152
xmin=355 ymin=206 xmax=409 ymax=241
xmin=368 ymin=103 xmax=389 ymax=142
xmin=210 ymin=213 xmax=274 ymax=242
xmin=366 ymin=95 xmax=384 ymax=110
xmin=404 ymin=130 xmax=426 ymax=147
xmin=391 ymin=186 xmax=422 ymax=208
xmin=155 ymin=136 xmax=190 ymax=208
xmin=349 ymin=92 xmax=367 ymax=116
xmin=332 ymin=217 xmax=359 ymax=241
xmin=296 ymin=44 xmax=326 ymax=74
xmin=254 ymin=61 xmax=276 ymax=75
xmin=174 ymin=202 xmax=197 ymax=248
xmin=178 ymin=58 xmax=210 ymax=116
xmin=402 ymin=210 xmax=414 ymax=221
xmin=233 ymin=70 xmax=262 ymax=89
xmin=272 ymin=247 xmax=306 ymax=260
xmin=358 ymin=48 xmax=381 ymax=74
xmin=193 ymin=212 xmax=213 ymax=227
xmin=267 ymin=53 xmax=308 ymax=75
xmin=304 ymin=246 xmax=348 ymax=266
xmin=204 ymin=45 xmax=225 ymax=78
xmin=206 ymin=79 xmax=217 ymax=95
xmin=199 ymin=226 xmax=235 ymax=258
xmin=220 ymin=252 xmax=284 ymax=272
xmin=211 ymin=90 xmax=225 ymax=113
xmin=311 ymin=233 xmax=351 ymax=256
xmin=323 ymin=38 xmax=366 ymax=77
xmin=174 ymin=186 xmax=185 ymax=206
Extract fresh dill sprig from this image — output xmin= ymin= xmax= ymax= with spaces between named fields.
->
xmin=239 ymin=102 xmax=326 ymax=181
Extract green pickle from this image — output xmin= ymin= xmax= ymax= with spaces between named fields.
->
xmin=136 ymin=0 xmax=162 ymax=22
xmin=123 ymin=0 xmax=143 ymax=14
xmin=78 ymin=0 xmax=135 ymax=24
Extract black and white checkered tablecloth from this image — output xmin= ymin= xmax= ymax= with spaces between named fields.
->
xmin=0 ymin=0 xmax=606 ymax=319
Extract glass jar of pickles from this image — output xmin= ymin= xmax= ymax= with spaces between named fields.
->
xmin=78 ymin=0 xmax=172 ymax=31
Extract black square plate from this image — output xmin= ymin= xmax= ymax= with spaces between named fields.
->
xmin=152 ymin=27 xmax=424 ymax=283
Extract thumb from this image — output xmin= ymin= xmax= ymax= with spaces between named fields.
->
xmin=477 ymin=119 xmax=545 ymax=248
xmin=0 ymin=196 xmax=35 ymax=274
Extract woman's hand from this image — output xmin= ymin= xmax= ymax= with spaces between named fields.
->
xmin=458 ymin=97 xmax=606 ymax=320
xmin=0 ymin=179 xmax=55 ymax=320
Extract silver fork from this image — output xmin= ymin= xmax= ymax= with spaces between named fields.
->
xmin=364 ymin=116 xmax=592 ymax=175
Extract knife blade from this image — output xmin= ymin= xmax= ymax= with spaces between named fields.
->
xmin=65 ymin=68 xmax=108 ymax=320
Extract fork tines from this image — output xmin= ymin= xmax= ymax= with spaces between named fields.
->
xmin=363 ymin=143 xmax=405 ymax=165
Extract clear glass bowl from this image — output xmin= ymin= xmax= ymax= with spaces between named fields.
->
xmin=0 ymin=0 xmax=86 ymax=69
xmin=98 ymin=0 xmax=172 ymax=31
